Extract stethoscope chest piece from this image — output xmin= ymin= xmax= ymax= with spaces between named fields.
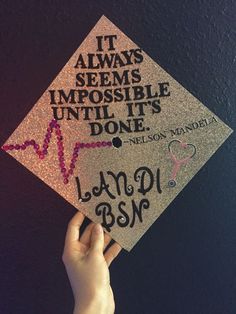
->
xmin=168 ymin=179 xmax=176 ymax=188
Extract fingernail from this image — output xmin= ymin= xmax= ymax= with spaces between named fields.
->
xmin=95 ymin=223 xmax=102 ymax=234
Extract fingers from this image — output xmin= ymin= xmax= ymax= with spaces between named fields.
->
xmin=104 ymin=232 xmax=112 ymax=251
xmin=80 ymin=222 xmax=112 ymax=251
xmin=79 ymin=221 xmax=95 ymax=246
xmin=64 ymin=210 xmax=119 ymax=263
xmin=105 ymin=242 xmax=122 ymax=267
xmin=90 ymin=223 xmax=104 ymax=254
xmin=64 ymin=211 xmax=85 ymax=249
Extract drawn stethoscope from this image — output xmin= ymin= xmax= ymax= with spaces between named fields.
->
xmin=168 ymin=139 xmax=197 ymax=187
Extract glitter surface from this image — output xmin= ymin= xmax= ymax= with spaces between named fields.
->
xmin=2 ymin=15 xmax=233 ymax=251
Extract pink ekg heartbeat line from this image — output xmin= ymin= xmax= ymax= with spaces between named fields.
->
xmin=1 ymin=119 xmax=112 ymax=184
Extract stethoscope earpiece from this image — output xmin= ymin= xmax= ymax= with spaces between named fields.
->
xmin=168 ymin=139 xmax=196 ymax=159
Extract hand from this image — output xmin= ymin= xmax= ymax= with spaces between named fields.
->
xmin=62 ymin=211 xmax=122 ymax=314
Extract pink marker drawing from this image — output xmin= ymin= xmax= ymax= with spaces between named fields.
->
xmin=168 ymin=139 xmax=196 ymax=187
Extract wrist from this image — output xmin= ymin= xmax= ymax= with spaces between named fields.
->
xmin=73 ymin=294 xmax=112 ymax=314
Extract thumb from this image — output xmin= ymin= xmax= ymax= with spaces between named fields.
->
xmin=90 ymin=223 xmax=104 ymax=253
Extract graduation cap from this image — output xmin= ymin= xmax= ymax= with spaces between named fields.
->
xmin=2 ymin=16 xmax=233 ymax=251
